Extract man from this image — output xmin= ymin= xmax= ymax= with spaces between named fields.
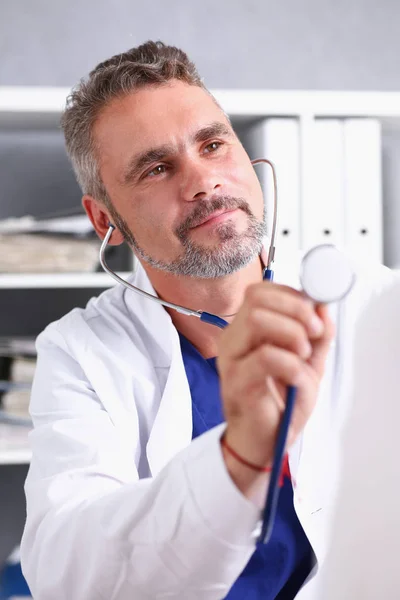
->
xmin=19 ymin=41 xmax=388 ymax=599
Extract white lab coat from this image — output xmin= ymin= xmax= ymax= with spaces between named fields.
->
xmin=20 ymin=251 xmax=392 ymax=600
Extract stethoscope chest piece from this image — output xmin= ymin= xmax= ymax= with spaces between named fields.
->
xmin=300 ymin=244 xmax=356 ymax=304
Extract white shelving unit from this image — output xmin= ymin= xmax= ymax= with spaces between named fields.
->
xmin=0 ymin=272 xmax=131 ymax=289
xmin=1 ymin=87 xmax=400 ymax=293
xmin=2 ymin=86 xmax=400 ymax=464
xmin=3 ymin=86 xmax=400 ymax=117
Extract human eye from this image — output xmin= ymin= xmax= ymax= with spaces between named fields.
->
xmin=145 ymin=164 xmax=168 ymax=178
xmin=203 ymin=141 xmax=223 ymax=154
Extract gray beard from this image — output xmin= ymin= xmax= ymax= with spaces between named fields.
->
xmin=108 ymin=195 xmax=267 ymax=279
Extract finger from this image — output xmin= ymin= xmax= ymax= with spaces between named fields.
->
xmin=221 ymin=343 xmax=306 ymax=393
xmin=308 ymin=304 xmax=336 ymax=377
xmin=225 ymin=308 xmax=313 ymax=362
xmin=219 ymin=345 xmax=317 ymax=435
xmin=243 ymin=283 xmax=325 ymax=340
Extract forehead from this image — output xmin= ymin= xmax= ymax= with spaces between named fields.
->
xmin=93 ymin=81 xmax=230 ymax=165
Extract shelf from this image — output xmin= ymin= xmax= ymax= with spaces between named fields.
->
xmin=0 ymin=86 xmax=69 ymax=113
xmin=213 ymin=90 xmax=400 ymax=118
xmin=3 ymin=87 xmax=400 ymax=119
xmin=0 ymin=424 xmax=31 ymax=465
xmin=0 ymin=272 xmax=131 ymax=289
xmin=0 ymin=448 xmax=31 ymax=465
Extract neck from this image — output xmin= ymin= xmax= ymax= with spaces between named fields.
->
xmin=141 ymin=258 xmax=264 ymax=358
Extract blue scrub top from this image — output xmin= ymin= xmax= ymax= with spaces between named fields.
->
xmin=179 ymin=332 xmax=314 ymax=599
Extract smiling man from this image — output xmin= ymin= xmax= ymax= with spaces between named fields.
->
xmin=20 ymin=41 xmax=387 ymax=600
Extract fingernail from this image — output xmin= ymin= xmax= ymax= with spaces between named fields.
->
xmin=302 ymin=341 xmax=313 ymax=359
xmin=294 ymin=370 xmax=305 ymax=387
xmin=310 ymin=315 xmax=324 ymax=337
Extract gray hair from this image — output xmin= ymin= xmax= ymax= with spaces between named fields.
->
xmin=61 ymin=41 xmax=207 ymax=206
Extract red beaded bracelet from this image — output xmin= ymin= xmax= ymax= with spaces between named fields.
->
xmin=221 ymin=436 xmax=273 ymax=473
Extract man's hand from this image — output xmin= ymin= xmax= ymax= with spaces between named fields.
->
xmin=217 ymin=282 xmax=335 ymax=503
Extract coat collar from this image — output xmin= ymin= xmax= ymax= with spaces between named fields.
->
xmin=123 ymin=238 xmax=301 ymax=368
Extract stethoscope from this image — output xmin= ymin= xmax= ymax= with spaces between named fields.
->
xmin=99 ymin=158 xmax=356 ymax=545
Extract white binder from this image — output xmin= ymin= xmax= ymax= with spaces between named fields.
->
xmin=343 ymin=119 xmax=383 ymax=264
xmin=302 ymin=119 xmax=345 ymax=253
xmin=255 ymin=118 xmax=301 ymax=260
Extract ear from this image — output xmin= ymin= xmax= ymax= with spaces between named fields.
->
xmin=82 ymin=195 xmax=124 ymax=246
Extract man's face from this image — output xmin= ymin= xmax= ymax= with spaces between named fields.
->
xmin=93 ymin=80 xmax=266 ymax=278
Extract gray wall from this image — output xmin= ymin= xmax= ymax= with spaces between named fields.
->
xmin=1 ymin=0 xmax=400 ymax=90
xmin=1 ymin=0 xmax=400 ymax=579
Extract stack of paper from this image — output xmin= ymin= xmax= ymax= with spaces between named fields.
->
xmin=0 ymin=338 xmax=36 ymax=357
xmin=0 ymin=339 xmax=36 ymax=426
xmin=0 ymin=233 xmax=100 ymax=273
xmin=0 ymin=212 xmax=100 ymax=273
xmin=1 ymin=356 xmax=35 ymax=421
xmin=0 ymin=423 xmax=31 ymax=451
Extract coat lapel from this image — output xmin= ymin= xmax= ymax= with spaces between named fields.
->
xmin=124 ymin=263 xmax=193 ymax=477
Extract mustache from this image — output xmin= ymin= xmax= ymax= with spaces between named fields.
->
xmin=175 ymin=195 xmax=254 ymax=237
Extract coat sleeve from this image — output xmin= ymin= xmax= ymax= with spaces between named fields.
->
xmin=20 ymin=324 xmax=261 ymax=600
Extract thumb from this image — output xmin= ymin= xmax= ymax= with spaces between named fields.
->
xmin=308 ymin=304 xmax=336 ymax=379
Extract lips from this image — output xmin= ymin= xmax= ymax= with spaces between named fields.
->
xmin=191 ymin=209 xmax=236 ymax=228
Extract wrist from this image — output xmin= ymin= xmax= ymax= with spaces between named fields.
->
xmin=221 ymin=434 xmax=273 ymax=473
xmin=220 ymin=435 xmax=271 ymax=508
xmin=223 ymin=426 xmax=275 ymax=470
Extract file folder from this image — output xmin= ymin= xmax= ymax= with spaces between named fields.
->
xmin=302 ymin=119 xmax=345 ymax=252
xmin=259 ymin=118 xmax=301 ymax=260
xmin=343 ymin=119 xmax=383 ymax=263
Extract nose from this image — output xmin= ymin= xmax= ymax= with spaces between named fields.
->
xmin=180 ymin=157 xmax=223 ymax=201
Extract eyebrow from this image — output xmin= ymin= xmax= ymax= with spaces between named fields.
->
xmin=122 ymin=121 xmax=234 ymax=185
xmin=192 ymin=121 xmax=233 ymax=144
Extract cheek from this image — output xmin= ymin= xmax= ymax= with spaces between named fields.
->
xmin=225 ymin=148 xmax=259 ymax=188
xmin=127 ymin=190 xmax=180 ymax=244
xmin=227 ymin=155 xmax=265 ymax=213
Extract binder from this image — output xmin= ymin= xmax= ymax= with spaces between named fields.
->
xmin=343 ymin=119 xmax=383 ymax=264
xmin=301 ymin=119 xmax=345 ymax=252
xmin=262 ymin=119 xmax=301 ymax=260
xmin=242 ymin=118 xmax=301 ymax=260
